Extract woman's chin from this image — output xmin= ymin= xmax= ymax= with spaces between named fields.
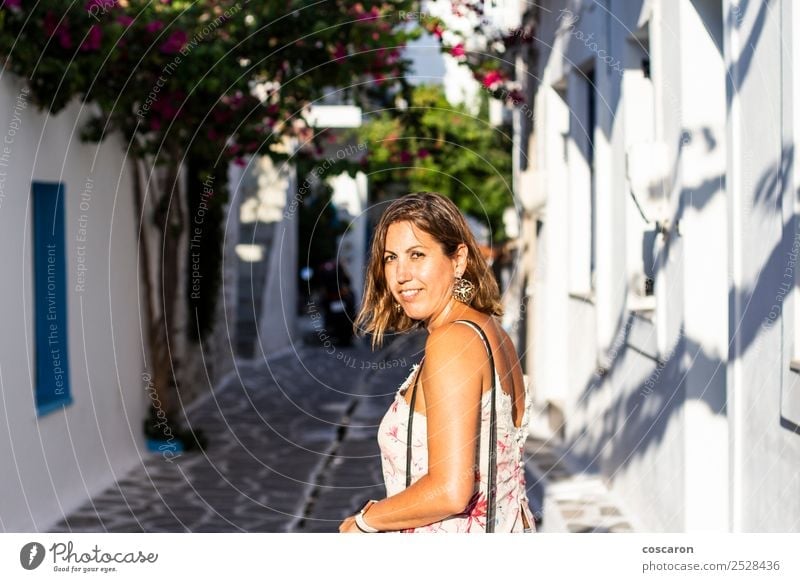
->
xmin=401 ymin=306 xmax=427 ymax=320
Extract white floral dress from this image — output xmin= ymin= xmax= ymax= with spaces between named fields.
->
xmin=377 ymin=323 xmax=536 ymax=533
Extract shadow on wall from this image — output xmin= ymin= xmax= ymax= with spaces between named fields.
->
xmin=566 ymin=145 xmax=796 ymax=476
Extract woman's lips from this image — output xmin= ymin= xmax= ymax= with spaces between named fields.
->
xmin=399 ymin=289 xmax=421 ymax=302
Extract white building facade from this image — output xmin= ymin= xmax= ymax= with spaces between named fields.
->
xmin=0 ymin=75 xmax=147 ymax=531
xmin=523 ymin=0 xmax=800 ymax=531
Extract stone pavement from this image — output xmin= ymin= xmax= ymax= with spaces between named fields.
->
xmin=51 ymin=330 xmax=427 ymax=533
xmin=51 ymin=326 xmax=634 ymax=533
xmin=524 ymin=434 xmax=638 ymax=533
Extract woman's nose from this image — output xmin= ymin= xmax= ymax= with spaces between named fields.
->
xmin=395 ymin=259 xmax=412 ymax=283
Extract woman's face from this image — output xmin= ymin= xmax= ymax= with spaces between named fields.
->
xmin=383 ymin=221 xmax=465 ymax=323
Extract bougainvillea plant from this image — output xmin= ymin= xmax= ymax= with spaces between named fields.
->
xmin=0 ymin=0 xmax=432 ymax=423
xmin=428 ymin=0 xmax=532 ymax=106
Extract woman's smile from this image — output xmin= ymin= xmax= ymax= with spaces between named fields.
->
xmin=398 ymin=288 xmax=422 ymax=301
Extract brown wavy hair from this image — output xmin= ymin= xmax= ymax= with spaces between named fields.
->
xmin=355 ymin=192 xmax=503 ymax=348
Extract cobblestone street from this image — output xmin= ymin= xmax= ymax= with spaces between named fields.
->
xmin=52 ymin=332 xmax=428 ymax=533
xmin=51 ymin=327 xmax=635 ymax=533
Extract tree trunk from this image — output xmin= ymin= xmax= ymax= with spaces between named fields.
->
xmin=131 ymin=152 xmax=184 ymax=419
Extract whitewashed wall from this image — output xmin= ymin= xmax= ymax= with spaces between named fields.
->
xmin=528 ymin=0 xmax=800 ymax=532
xmin=726 ymin=0 xmax=800 ymax=532
xmin=0 ymin=76 xmax=146 ymax=531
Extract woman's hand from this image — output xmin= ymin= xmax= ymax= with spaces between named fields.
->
xmin=338 ymin=515 xmax=362 ymax=533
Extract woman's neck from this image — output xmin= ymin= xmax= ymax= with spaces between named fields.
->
xmin=426 ymin=298 xmax=466 ymax=332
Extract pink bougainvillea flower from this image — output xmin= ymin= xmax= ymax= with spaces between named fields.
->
xmin=481 ymin=70 xmax=503 ymax=88
xmin=57 ymin=26 xmax=73 ymax=50
xmin=150 ymin=91 xmax=184 ymax=123
xmin=332 ymin=43 xmax=347 ymax=62
xmin=145 ymin=21 xmax=164 ymax=34
xmin=227 ymin=91 xmax=245 ymax=108
xmin=212 ymin=108 xmax=231 ymax=124
xmin=80 ymin=24 xmax=102 ymax=51
xmin=399 ymin=150 xmax=412 ymax=163
xmin=117 ymin=15 xmax=134 ymax=27
xmin=44 ymin=11 xmax=58 ymax=36
xmin=450 ymin=43 xmax=465 ymax=58
xmin=432 ymin=24 xmax=444 ymax=39
xmin=234 ymin=157 xmax=247 ymax=167
xmin=43 ymin=10 xmax=73 ymax=48
xmin=3 ymin=0 xmax=22 ymax=9
xmin=506 ymin=89 xmax=525 ymax=105
xmin=160 ymin=29 xmax=188 ymax=54
xmin=417 ymin=148 xmax=430 ymax=159
xmin=356 ymin=10 xmax=374 ymax=22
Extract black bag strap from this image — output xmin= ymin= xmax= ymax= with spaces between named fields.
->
xmin=405 ymin=358 xmax=423 ymax=488
xmin=405 ymin=320 xmax=498 ymax=532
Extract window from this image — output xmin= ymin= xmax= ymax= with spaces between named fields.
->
xmin=567 ymin=63 xmax=597 ymax=297
xmin=624 ymin=29 xmax=660 ymax=313
xmin=587 ymin=66 xmax=597 ymax=290
xmin=32 ymin=181 xmax=72 ymax=415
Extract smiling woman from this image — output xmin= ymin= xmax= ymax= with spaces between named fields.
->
xmin=342 ymin=192 xmax=535 ymax=534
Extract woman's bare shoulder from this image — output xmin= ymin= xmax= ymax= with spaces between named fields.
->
xmin=426 ymin=320 xmax=483 ymax=349
xmin=424 ymin=320 xmax=488 ymax=369
xmin=421 ymin=323 xmax=486 ymax=403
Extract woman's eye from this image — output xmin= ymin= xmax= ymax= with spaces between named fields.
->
xmin=383 ymin=255 xmax=395 ymax=263
xmin=411 ymin=252 xmax=424 ymax=259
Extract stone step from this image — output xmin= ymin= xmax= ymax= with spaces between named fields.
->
xmin=523 ymin=423 xmax=638 ymax=533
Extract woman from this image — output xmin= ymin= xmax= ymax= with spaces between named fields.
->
xmin=338 ymin=192 xmax=535 ymax=533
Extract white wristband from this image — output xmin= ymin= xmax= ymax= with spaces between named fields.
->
xmin=354 ymin=500 xmax=380 ymax=533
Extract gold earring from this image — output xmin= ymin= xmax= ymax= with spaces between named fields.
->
xmin=452 ymin=276 xmax=476 ymax=304
xmin=393 ymin=302 xmax=403 ymax=313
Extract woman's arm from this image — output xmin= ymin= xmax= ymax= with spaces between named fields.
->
xmin=341 ymin=322 xmax=488 ymax=532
